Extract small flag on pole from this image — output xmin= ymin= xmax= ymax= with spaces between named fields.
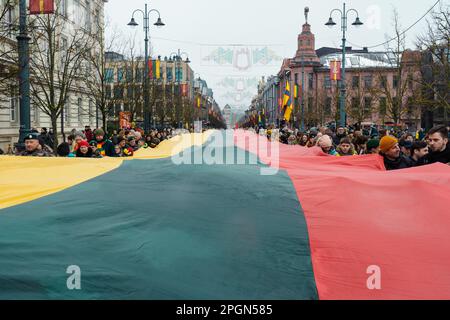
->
xmin=29 ymin=0 xmax=54 ymax=15
xmin=283 ymin=81 xmax=293 ymax=122
xmin=330 ymin=60 xmax=341 ymax=81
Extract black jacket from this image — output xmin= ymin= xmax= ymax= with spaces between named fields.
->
xmin=421 ymin=143 xmax=450 ymax=165
xmin=383 ymin=155 xmax=413 ymax=171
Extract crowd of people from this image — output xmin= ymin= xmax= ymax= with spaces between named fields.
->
xmin=2 ymin=126 xmax=178 ymax=158
xmin=2 ymin=123 xmax=449 ymax=170
xmin=255 ymin=124 xmax=450 ymax=170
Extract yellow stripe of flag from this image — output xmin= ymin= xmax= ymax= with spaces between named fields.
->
xmin=39 ymin=0 xmax=45 ymax=13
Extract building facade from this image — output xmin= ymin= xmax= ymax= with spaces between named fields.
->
xmin=250 ymin=17 xmax=431 ymax=131
xmin=105 ymin=52 xmax=223 ymax=129
xmin=0 ymin=0 xmax=108 ymax=150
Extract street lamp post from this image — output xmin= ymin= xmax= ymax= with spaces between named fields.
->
xmin=16 ymin=0 xmax=31 ymax=150
xmin=325 ymin=2 xmax=363 ymax=128
xmin=301 ymin=50 xmax=305 ymax=132
xmin=169 ymin=50 xmax=189 ymax=128
xmin=128 ymin=4 xmax=165 ymax=133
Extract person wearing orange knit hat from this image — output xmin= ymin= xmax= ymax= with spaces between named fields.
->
xmin=379 ymin=135 xmax=413 ymax=170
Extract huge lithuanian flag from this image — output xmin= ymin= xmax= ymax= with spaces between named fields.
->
xmin=0 ymin=130 xmax=449 ymax=300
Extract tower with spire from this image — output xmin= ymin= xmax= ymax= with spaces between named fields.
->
xmin=294 ymin=7 xmax=320 ymax=64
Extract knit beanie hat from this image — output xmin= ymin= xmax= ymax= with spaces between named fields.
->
xmin=366 ymin=139 xmax=380 ymax=151
xmin=318 ymin=135 xmax=333 ymax=148
xmin=379 ymin=136 xmax=398 ymax=153
xmin=78 ymin=140 xmax=90 ymax=148
xmin=94 ymin=129 xmax=105 ymax=136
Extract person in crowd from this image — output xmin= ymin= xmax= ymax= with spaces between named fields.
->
xmin=420 ymin=125 xmax=450 ymax=165
xmin=298 ymin=133 xmax=308 ymax=146
xmin=287 ymin=134 xmax=297 ymax=145
xmin=128 ymin=136 xmax=139 ymax=151
xmin=336 ymin=137 xmax=357 ymax=156
xmin=333 ymin=127 xmax=347 ymax=146
xmin=57 ymin=135 xmax=74 ymax=157
xmin=72 ymin=132 xmax=86 ymax=154
xmin=117 ymin=137 xmax=134 ymax=157
xmin=149 ymin=134 xmax=161 ymax=148
xmin=409 ymin=141 xmax=428 ymax=166
xmin=317 ymin=135 xmax=338 ymax=156
xmin=89 ymin=141 xmax=103 ymax=158
xmin=404 ymin=133 xmax=414 ymax=143
xmin=378 ymin=129 xmax=388 ymax=139
xmin=84 ymin=126 xmax=94 ymax=143
xmin=39 ymin=127 xmax=54 ymax=148
xmin=366 ymin=139 xmax=380 ymax=155
xmin=91 ymin=129 xmax=115 ymax=157
xmin=114 ymin=145 xmax=123 ymax=157
xmin=110 ymin=130 xmax=120 ymax=145
xmin=306 ymin=134 xmax=316 ymax=148
xmin=379 ymin=136 xmax=413 ymax=170
xmin=76 ymin=140 xmax=94 ymax=158
xmin=138 ymin=140 xmax=148 ymax=149
xmin=399 ymin=140 xmax=413 ymax=158
xmin=17 ymin=133 xmax=54 ymax=157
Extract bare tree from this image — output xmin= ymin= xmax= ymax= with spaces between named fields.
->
xmin=84 ymin=16 xmax=124 ymax=131
xmin=346 ymin=69 xmax=376 ymax=126
xmin=371 ymin=10 xmax=413 ymax=127
xmin=416 ymin=3 xmax=450 ymax=125
xmin=28 ymin=6 xmax=91 ymax=150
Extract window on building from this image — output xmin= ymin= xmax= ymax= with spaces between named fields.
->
xmin=308 ymin=73 xmax=314 ymax=90
xmin=88 ymin=99 xmax=93 ymax=123
xmin=175 ymin=67 xmax=183 ymax=82
xmin=167 ymin=66 xmax=173 ymax=81
xmin=105 ymin=85 xmax=112 ymax=99
xmin=77 ymin=98 xmax=83 ymax=123
xmin=352 ymin=76 xmax=360 ymax=89
xmin=325 ymin=97 xmax=332 ymax=115
xmin=60 ymin=37 xmax=68 ymax=68
xmin=114 ymin=86 xmax=123 ymax=99
xmin=393 ymin=96 xmax=399 ymax=112
xmin=85 ymin=1 xmax=91 ymax=32
xmin=127 ymin=86 xmax=134 ymax=99
xmin=393 ymin=75 xmax=399 ymax=89
xmin=408 ymin=74 xmax=414 ymax=90
xmin=351 ymin=97 xmax=359 ymax=111
xmin=379 ymin=97 xmax=387 ymax=115
xmin=136 ymin=68 xmax=142 ymax=83
xmin=10 ymin=92 xmax=18 ymax=122
xmin=117 ymin=68 xmax=124 ymax=83
xmin=31 ymin=101 xmax=39 ymax=125
xmin=308 ymin=97 xmax=314 ymax=113
xmin=58 ymin=0 xmax=68 ymax=17
xmin=364 ymin=97 xmax=372 ymax=113
xmin=407 ymin=97 xmax=414 ymax=115
xmin=5 ymin=3 xmax=16 ymax=38
xmin=324 ymin=75 xmax=331 ymax=89
xmin=380 ymin=76 xmax=387 ymax=89
xmin=126 ymin=68 xmax=133 ymax=82
xmin=364 ymin=76 xmax=373 ymax=88
xmin=135 ymin=86 xmax=142 ymax=99
xmin=105 ymin=68 xmax=114 ymax=83
xmin=64 ymin=99 xmax=70 ymax=123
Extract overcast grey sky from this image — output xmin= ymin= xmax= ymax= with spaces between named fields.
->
xmin=105 ymin=0 xmax=447 ymax=113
